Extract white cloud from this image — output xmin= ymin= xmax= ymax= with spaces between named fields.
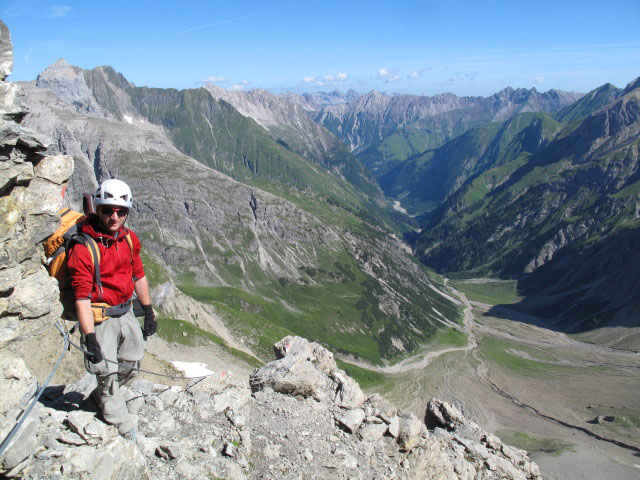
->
xmin=407 ymin=67 xmax=430 ymax=80
xmin=230 ymin=84 xmax=245 ymax=90
xmin=47 ymin=5 xmax=72 ymax=18
xmin=447 ymin=71 xmax=479 ymax=82
xmin=302 ymin=72 xmax=348 ymax=87
xmin=200 ymin=76 xmax=228 ymax=83
xmin=532 ymin=76 xmax=545 ymax=84
xmin=377 ymin=67 xmax=401 ymax=83
xmin=240 ymin=79 xmax=250 ymax=85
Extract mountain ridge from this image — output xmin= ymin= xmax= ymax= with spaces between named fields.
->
xmin=21 ymin=60 xmax=460 ymax=364
xmin=411 ymin=77 xmax=640 ymax=333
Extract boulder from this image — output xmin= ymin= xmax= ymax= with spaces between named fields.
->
xmin=0 ymin=21 xmax=13 ymax=81
xmin=251 ymin=336 xmax=365 ymax=408
xmin=335 ymin=408 xmax=366 ymax=433
xmin=425 ymin=398 xmax=466 ymax=430
xmin=397 ymin=411 xmax=427 ymax=452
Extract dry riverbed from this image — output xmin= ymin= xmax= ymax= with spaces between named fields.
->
xmin=343 ymin=278 xmax=640 ymax=480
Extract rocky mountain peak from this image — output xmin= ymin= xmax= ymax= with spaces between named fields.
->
xmin=35 ymin=58 xmax=108 ymax=116
xmin=623 ymin=76 xmax=640 ymax=95
xmin=0 ymin=21 xmax=13 ymax=81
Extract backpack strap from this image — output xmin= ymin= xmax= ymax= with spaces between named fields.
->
xmin=47 ymin=223 xmax=81 ymax=266
xmin=124 ymin=234 xmax=134 ymax=264
xmin=69 ymin=233 xmax=104 ymax=302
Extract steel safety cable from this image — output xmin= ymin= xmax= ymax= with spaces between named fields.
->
xmin=0 ymin=320 xmax=69 ymax=457
xmin=54 ymin=321 xmax=214 ymax=381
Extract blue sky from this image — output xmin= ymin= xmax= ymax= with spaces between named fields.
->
xmin=3 ymin=0 xmax=639 ymax=96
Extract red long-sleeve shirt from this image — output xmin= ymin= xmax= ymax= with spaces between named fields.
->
xmin=67 ymin=220 xmax=145 ymax=306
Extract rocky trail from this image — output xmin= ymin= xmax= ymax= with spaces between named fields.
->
xmin=1 ymin=336 xmax=543 ymax=479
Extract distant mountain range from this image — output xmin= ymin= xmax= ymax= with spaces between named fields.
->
xmin=21 ymin=59 xmax=459 ymax=363
xmin=24 ymin=55 xmax=640 ymax=345
xmin=410 ymin=78 xmax=639 ymax=335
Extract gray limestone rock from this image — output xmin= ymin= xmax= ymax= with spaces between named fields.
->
xmin=387 ymin=416 xmax=400 ymax=438
xmin=331 ymin=370 xmax=366 ymax=409
xmin=0 ymin=82 xmax=23 ymax=121
xmin=34 ymin=153 xmax=74 ymax=185
xmin=0 ymin=21 xmax=12 ymax=81
xmin=335 ymin=408 xmax=366 ymax=433
xmin=425 ymin=398 xmax=466 ymax=430
xmin=66 ymin=410 xmax=116 ymax=444
xmin=0 ymin=356 xmax=35 ymax=416
xmin=358 ymin=422 xmax=388 ymax=442
xmin=252 ymin=336 xmax=365 ymax=408
xmin=250 ymin=354 xmax=332 ymax=399
xmin=0 ymin=415 xmax=38 ymax=470
xmin=156 ymin=442 xmax=183 ymax=460
xmin=365 ymin=393 xmax=397 ymax=423
xmin=397 ymin=411 xmax=427 ymax=452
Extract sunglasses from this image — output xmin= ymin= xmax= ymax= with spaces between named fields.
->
xmin=100 ymin=207 xmax=129 ymax=217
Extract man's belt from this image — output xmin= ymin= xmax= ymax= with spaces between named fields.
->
xmin=105 ymin=300 xmax=132 ymax=317
xmin=91 ymin=299 xmax=132 ymax=323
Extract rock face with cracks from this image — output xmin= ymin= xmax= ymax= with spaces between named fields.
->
xmin=3 ymin=335 xmax=541 ymax=479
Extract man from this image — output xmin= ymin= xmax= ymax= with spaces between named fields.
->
xmin=67 ymin=179 xmax=157 ymax=438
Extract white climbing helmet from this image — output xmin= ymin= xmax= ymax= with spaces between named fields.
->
xmin=94 ymin=179 xmax=133 ymax=209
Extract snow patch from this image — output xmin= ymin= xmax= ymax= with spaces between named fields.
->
xmin=123 ymin=115 xmax=133 ymax=124
xmin=170 ymin=361 xmax=215 ymax=378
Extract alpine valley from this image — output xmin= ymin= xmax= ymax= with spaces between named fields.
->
xmin=2 ymin=18 xmax=640 ymax=479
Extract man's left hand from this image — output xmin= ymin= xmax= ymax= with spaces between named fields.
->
xmin=142 ymin=305 xmax=156 ymax=340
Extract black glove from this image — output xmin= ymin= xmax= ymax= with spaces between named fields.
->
xmin=143 ymin=305 xmax=157 ymax=340
xmin=85 ymin=333 xmax=103 ymax=364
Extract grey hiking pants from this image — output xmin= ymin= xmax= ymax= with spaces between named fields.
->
xmin=83 ymin=309 xmax=144 ymax=434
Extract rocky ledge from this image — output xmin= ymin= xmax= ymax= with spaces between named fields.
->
xmin=2 ymin=335 xmax=540 ymax=479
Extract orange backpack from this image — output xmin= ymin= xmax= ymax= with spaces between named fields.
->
xmin=44 ymin=208 xmax=133 ymax=320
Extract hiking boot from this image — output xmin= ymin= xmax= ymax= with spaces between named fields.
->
xmin=89 ymin=387 xmax=102 ymax=407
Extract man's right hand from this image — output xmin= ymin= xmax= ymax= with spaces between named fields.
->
xmin=84 ymin=333 xmax=103 ymax=364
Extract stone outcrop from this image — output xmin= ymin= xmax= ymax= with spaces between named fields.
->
xmin=2 ymin=335 xmax=540 ymax=479
xmin=249 ymin=336 xmax=366 ymax=408
xmin=0 ymin=18 xmax=70 ymax=475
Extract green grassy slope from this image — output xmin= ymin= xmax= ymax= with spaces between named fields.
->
xmin=379 ymin=112 xmax=563 ymax=216
xmin=411 ymin=79 xmax=640 ymax=331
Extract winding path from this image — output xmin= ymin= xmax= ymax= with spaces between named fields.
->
xmin=339 ymin=278 xmax=640 ymax=455
xmin=342 ymin=279 xmax=477 ymax=374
